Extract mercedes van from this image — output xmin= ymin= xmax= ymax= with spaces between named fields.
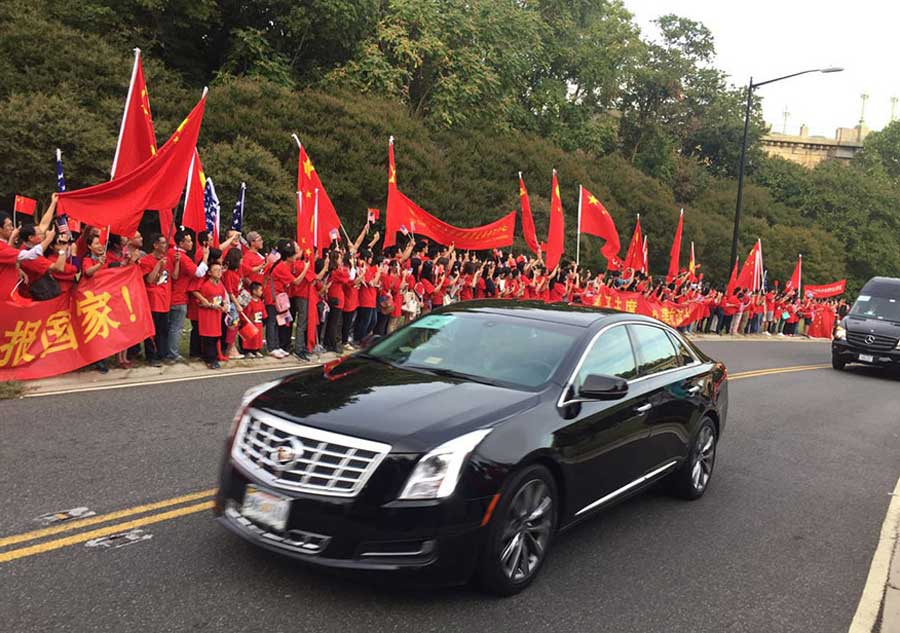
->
xmin=832 ymin=277 xmax=900 ymax=371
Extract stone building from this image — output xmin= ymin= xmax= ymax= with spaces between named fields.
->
xmin=760 ymin=124 xmax=868 ymax=169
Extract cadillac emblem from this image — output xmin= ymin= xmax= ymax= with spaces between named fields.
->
xmin=270 ymin=437 xmax=305 ymax=471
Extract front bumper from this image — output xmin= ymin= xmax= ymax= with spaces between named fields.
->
xmin=214 ymin=460 xmax=491 ymax=585
xmin=832 ymin=340 xmax=900 ymax=366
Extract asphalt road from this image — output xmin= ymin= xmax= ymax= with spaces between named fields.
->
xmin=1 ymin=340 xmax=898 ymax=633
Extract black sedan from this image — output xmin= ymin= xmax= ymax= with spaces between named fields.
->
xmin=215 ymin=301 xmax=728 ymax=595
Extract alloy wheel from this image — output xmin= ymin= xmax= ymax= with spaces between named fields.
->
xmin=499 ymin=479 xmax=553 ymax=582
xmin=691 ymin=425 xmax=716 ymax=492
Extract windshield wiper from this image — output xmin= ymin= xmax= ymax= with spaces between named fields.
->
xmin=403 ymin=365 xmax=500 ymax=386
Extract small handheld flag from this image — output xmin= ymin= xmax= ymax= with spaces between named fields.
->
xmin=13 ymin=195 xmax=37 ymax=217
xmin=329 ymin=227 xmax=340 ymax=242
xmin=230 ymin=182 xmax=246 ymax=232
xmin=204 ymin=177 xmax=221 ymax=246
xmin=367 ymin=208 xmax=380 ymax=223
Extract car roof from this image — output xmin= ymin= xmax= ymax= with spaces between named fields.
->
xmin=435 ymin=300 xmax=662 ymax=328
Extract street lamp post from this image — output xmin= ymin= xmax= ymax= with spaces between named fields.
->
xmin=729 ymin=67 xmax=844 ymax=266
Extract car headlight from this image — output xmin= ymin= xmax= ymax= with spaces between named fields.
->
xmin=398 ymin=429 xmax=492 ymax=500
xmin=834 ymin=326 xmax=847 ymax=341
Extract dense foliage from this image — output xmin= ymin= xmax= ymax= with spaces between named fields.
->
xmin=1 ymin=0 xmax=898 ymax=293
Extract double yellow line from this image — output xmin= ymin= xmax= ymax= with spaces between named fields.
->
xmin=0 ymin=363 xmax=830 ymax=566
xmin=0 ymin=489 xmax=216 ymax=564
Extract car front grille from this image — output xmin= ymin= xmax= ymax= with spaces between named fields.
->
xmin=232 ymin=409 xmax=391 ymax=497
xmin=847 ymin=331 xmax=898 ymax=351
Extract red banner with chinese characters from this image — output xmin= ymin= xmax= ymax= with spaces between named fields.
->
xmin=804 ymin=280 xmax=846 ymax=298
xmin=0 ymin=267 xmax=154 ymax=381
xmin=590 ymin=286 xmax=707 ymax=329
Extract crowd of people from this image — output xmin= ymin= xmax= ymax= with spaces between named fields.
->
xmin=0 ymin=194 xmax=847 ymax=375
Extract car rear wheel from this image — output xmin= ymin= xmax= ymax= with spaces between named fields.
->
xmin=670 ymin=418 xmax=717 ymax=500
xmin=832 ymin=355 xmax=845 ymax=370
xmin=477 ymin=464 xmax=557 ymax=596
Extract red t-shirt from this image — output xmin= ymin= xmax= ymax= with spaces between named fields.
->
xmin=242 ymin=298 xmax=265 ymax=350
xmin=327 ymin=266 xmax=350 ymax=310
xmin=289 ymin=260 xmax=311 ymax=298
xmin=52 ymin=259 xmax=79 ymax=294
xmin=20 ymin=255 xmax=52 ymax=286
xmin=80 ymin=254 xmax=109 ymax=277
xmin=223 ymin=269 xmax=242 ymax=298
xmin=197 ymin=279 xmax=227 ymax=337
xmin=270 ymin=262 xmax=296 ymax=296
xmin=139 ymin=254 xmax=172 ymax=313
xmin=0 ymin=241 xmax=21 ymax=299
xmin=359 ymin=266 xmax=378 ymax=309
xmin=241 ymin=250 xmax=272 ymax=305
xmin=459 ymin=275 xmax=474 ymax=302
xmin=169 ymin=249 xmax=202 ymax=306
xmin=431 ymin=279 xmax=446 ymax=307
xmin=344 ymin=275 xmax=359 ymax=312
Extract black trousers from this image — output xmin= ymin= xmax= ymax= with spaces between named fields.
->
xmin=324 ymin=301 xmax=343 ymax=351
xmin=355 ymin=307 xmax=375 ymax=341
xmin=145 ymin=311 xmax=169 ymax=362
xmin=189 ymin=320 xmax=201 ymax=357
xmin=201 ymin=335 xmax=218 ymax=364
xmin=291 ymin=297 xmax=308 ymax=354
xmin=341 ymin=310 xmax=356 ymax=344
xmin=374 ymin=312 xmax=389 ymax=336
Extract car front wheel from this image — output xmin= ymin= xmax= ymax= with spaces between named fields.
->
xmin=670 ymin=418 xmax=717 ymax=500
xmin=477 ymin=464 xmax=557 ymax=596
xmin=832 ymin=355 xmax=845 ymax=370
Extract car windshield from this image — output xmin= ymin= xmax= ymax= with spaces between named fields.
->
xmin=850 ymin=295 xmax=900 ymax=323
xmin=364 ymin=312 xmax=580 ymax=389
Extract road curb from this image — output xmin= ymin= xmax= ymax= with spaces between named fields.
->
xmin=17 ymin=353 xmax=340 ymax=399
xmin=849 ymin=476 xmax=900 ymax=633
xmin=686 ymin=333 xmax=827 ymax=344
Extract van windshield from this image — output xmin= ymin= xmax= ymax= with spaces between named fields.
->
xmin=850 ymin=295 xmax=900 ymax=323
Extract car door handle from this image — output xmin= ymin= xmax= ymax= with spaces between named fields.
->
xmin=686 ymin=385 xmax=702 ymax=395
xmin=634 ymin=403 xmax=652 ymax=414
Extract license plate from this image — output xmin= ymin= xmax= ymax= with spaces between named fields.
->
xmin=242 ymin=485 xmax=291 ymax=532
xmin=859 ymin=354 xmax=874 ymax=363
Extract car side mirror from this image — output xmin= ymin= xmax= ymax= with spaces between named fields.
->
xmin=578 ymin=374 xmax=629 ymax=400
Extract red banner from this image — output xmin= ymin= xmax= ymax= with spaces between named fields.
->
xmin=804 ymin=280 xmax=846 ymax=298
xmin=590 ymin=285 xmax=706 ymax=328
xmin=0 ymin=267 xmax=154 ymax=381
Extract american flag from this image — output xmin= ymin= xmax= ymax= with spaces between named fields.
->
xmin=230 ymin=182 xmax=245 ymax=232
xmin=56 ymin=148 xmax=66 ymax=192
xmin=55 ymin=148 xmax=76 ymax=234
xmin=204 ymin=177 xmax=220 ymax=244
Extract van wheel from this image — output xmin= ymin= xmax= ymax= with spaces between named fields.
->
xmin=477 ymin=464 xmax=557 ymax=596
xmin=832 ymin=355 xmax=845 ymax=370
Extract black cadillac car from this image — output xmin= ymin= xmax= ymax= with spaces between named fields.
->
xmin=832 ymin=277 xmax=900 ymax=371
xmin=215 ymin=301 xmax=728 ymax=595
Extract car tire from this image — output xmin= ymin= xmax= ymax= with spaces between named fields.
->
xmin=832 ymin=355 xmax=845 ymax=370
xmin=669 ymin=418 xmax=717 ymax=500
xmin=477 ymin=464 xmax=558 ymax=597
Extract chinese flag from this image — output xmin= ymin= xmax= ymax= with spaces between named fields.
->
xmin=111 ymin=49 xmax=158 ymax=179
xmin=735 ymin=239 xmax=762 ymax=292
xmin=518 ymin=173 xmax=540 ymax=256
xmin=544 ymin=170 xmax=565 ymax=270
xmin=578 ymin=185 xmax=621 ymax=269
xmin=624 ymin=215 xmax=643 ymax=272
xmin=726 ymin=257 xmax=739 ymax=296
xmin=785 ymin=254 xmax=802 ymax=294
xmin=57 ymin=92 xmax=207 ymax=236
xmin=13 ymin=195 xmax=37 ymax=216
xmin=667 ymin=208 xmax=684 ymax=282
xmin=181 ymin=149 xmax=206 ymax=237
xmin=297 ymin=143 xmax=342 ymax=254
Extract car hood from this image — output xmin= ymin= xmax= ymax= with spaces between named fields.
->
xmin=251 ymin=357 xmax=542 ymax=453
xmin=844 ymin=315 xmax=900 ymax=338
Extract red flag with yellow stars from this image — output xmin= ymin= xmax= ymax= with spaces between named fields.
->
xmin=296 ymin=142 xmax=342 ymax=255
xmin=578 ymin=185 xmax=621 ymax=269
xmin=518 ymin=173 xmax=540 ymax=256
xmin=181 ymin=149 xmax=206 ymax=238
xmin=111 ymin=49 xmax=158 ymax=179
xmin=624 ymin=215 xmax=644 ymax=273
xmin=57 ymin=92 xmax=207 ymax=236
xmin=544 ymin=170 xmax=565 ymax=270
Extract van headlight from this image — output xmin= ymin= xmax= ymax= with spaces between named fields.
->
xmin=398 ymin=429 xmax=492 ymax=500
xmin=834 ymin=326 xmax=847 ymax=341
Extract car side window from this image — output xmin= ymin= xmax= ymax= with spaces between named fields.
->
xmin=629 ymin=325 xmax=680 ymax=376
xmin=666 ymin=331 xmax=695 ymax=366
xmin=575 ymin=326 xmax=638 ymax=388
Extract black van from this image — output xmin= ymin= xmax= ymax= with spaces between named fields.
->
xmin=832 ymin=277 xmax=900 ymax=370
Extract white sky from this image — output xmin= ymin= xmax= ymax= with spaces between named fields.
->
xmin=624 ymin=0 xmax=896 ymax=138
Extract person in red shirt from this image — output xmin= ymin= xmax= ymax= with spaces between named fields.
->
xmin=193 ymin=262 xmax=229 ymax=369
xmin=222 ymin=247 xmax=245 ymax=359
xmin=268 ymin=240 xmax=311 ymax=357
xmin=341 ymin=253 xmax=361 ymax=348
xmin=241 ymin=282 xmax=266 ymax=357
xmin=167 ymin=229 xmax=208 ymax=362
xmin=139 ymin=233 xmax=172 ymax=367
xmin=323 ymin=250 xmax=351 ymax=352
xmin=17 ymin=224 xmax=67 ymax=298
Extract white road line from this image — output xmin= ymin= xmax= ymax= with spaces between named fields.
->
xmin=23 ymin=365 xmax=313 ymax=399
xmin=849 ymin=475 xmax=900 ymax=633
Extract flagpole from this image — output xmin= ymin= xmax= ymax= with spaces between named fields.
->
xmin=576 ymin=185 xmax=583 ymax=266
xmin=798 ymin=253 xmax=802 ymax=297
xmin=111 ymin=48 xmax=141 ymax=179
xmin=183 ymin=152 xmax=196 ymax=221
xmin=313 ymin=188 xmax=319 ymax=252
xmin=291 ymin=133 xmax=301 ymax=149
